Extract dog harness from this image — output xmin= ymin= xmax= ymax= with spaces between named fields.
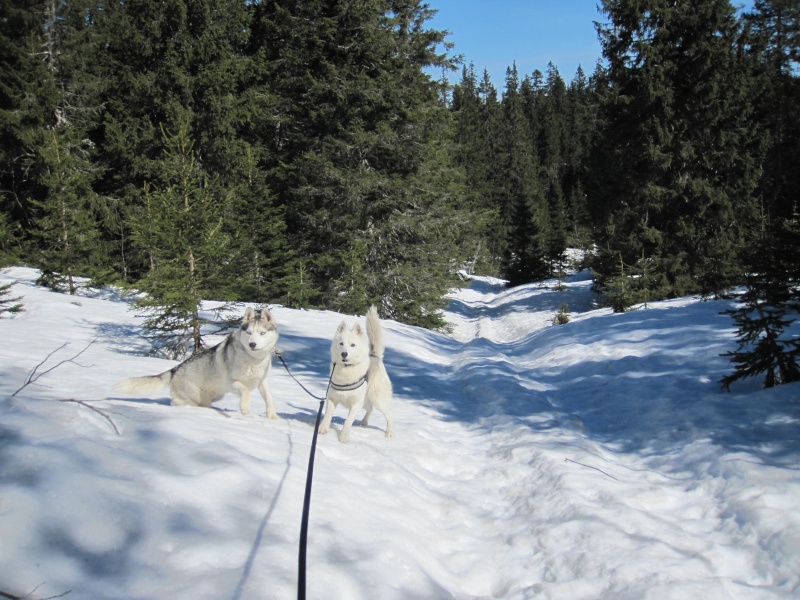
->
xmin=329 ymin=353 xmax=381 ymax=392
xmin=329 ymin=374 xmax=367 ymax=391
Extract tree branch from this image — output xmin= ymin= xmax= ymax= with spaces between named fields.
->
xmin=13 ymin=339 xmax=97 ymax=397
xmin=10 ymin=339 xmax=121 ymax=435
xmin=0 ymin=583 xmax=71 ymax=599
xmin=60 ymin=399 xmax=121 ymax=436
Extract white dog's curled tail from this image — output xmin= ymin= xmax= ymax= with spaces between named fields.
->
xmin=114 ymin=371 xmax=172 ymax=395
xmin=366 ymin=305 xmax=385 ymax=359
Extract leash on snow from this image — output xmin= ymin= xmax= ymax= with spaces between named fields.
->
xmin=274 ymin=349 xmax=329 ymax=402
xmin=273 ymin=350 xmax=335 ymax=600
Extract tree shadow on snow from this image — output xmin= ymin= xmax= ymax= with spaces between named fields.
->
xmin=387 ymin=301 xmax=800 ymax=469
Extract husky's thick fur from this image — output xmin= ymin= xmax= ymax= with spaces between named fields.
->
xmin=319 ymin=305 xmax=395 ymax=442
xmin=115 ymin=307 xmax=279 ymax=417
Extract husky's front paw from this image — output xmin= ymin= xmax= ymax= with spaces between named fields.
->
xmin=266 ymin=409 xmax=278 ymax=420
xmin=338 ymin=429 xmax=350 ymax=443
xmin=318 ymin=424 xmax=329 ymax=435
xmin=240 ymin=403 xmax=251 ymax=416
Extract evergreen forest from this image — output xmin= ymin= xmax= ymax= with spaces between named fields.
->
xmin=1 ymin=0 xmax=798 ymax=345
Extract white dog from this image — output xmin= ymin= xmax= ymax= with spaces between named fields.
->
xmin=319 ymin=306 xmax=395 ymax=442
xmin=115 ymin=307 xmax=279 ymax=417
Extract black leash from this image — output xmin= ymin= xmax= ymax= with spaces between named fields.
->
xmin=297 ymin=387 xmax=325 ymax=600
xmin=274 ymin=350 xmax=334 ymax=600
xmin=274 ymin=350 xmax=328 ymax=401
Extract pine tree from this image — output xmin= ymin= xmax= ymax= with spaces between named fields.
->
xmin=250 ymin=0 xmax=462 ymax=326
xmin=451 ymin=64 xmax=502 ymax=275
xmin=31 ymin=126 xmax=103 ymax=294
xmin=1 ymin=0 xmax=73 ymax=265
xmin=594 ymin=0 xmax=762 ymax=299
xmin=563 ymin=65 xmax=600 ymax=248
xmin=721 ymin=217 xmax=800 ymax=389
xmin=130 ymin=121 xmax=232 ymax=358
xmin=744 ymin=0 xmax=800 ymax=224
xmin=96 ymin=0 xmax=263 ymax=292
xmin=497 ymin=64 xmax=549 ymax=286
xmin=13 ymin=0 xmax=107 ymax=293
xmin=539 ymin=63 xmax=569 ymax=264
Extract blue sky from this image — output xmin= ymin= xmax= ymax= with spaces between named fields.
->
xmin=426 ymin=0 xmax=606 ymax=87
xmin=425 ymin=1 xmax=756 ymax=88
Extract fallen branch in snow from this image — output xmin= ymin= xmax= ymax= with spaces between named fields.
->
xmin=10 ymin=339 xmax=121 ymax=435
xmin=565 ymin=458 xmax=619 ymax=481
xmin=12 ymin=339 xmax=97 ymax=397
xmin=60 ymin=398 xmax=122 ymax=436
xmin=0 ymin=584 xmax=71 ymax=599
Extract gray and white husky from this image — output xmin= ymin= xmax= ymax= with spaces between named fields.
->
xmin=115 ymin=307 xmax=279 ymax=417
xmin=319 ymin=306 xmax=395 ymax=442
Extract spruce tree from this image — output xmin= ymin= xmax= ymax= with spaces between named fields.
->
xmin=721 ymin=217 xmax=800 ymax=390
xmin=96 ymin=0 xmax=266 ymax=295
xmin=497 ymin=64 xmax=549 ymax=286
xmin=594 ymin=0 xmax=761 ymax=299
xmin=130 ymin=121 xmax=232 ymax=358
xmin=1 ymin=0 xmax=73 ymax=265
xmin=31 ymin=126 xmax=103 ymax=294
xmin=10 ymin=0 xmax=108 ymax=293
xmin=744 ymin=0 xmax=800 ymax=224
xmin=250 ymin=0 xmax=461 ymax=326
xmin=539 ymin=63 xmax=569 ymax=264
xmin=452 ymin=64 xmax=502 ymax=275
xmin=562 ymin=65 xmax=599 ymax=248
xmin=0 ymin=0 xmax=47 ymax=255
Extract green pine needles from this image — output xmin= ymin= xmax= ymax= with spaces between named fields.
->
xmin=131 ymin=121 xmax=233 ymax=358
xmin=721 ymin=218 xmax=800 ymax=390
xmin=1 ymin=0 xmax=799 ymax=344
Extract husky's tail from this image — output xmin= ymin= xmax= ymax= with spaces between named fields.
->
xmin=114 ymin=371 xmax=172 ymax=395
xmin=366 ymin=305 xmax=385 ymax=359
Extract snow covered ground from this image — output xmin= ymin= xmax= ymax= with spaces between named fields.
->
xmin=1 ymin=265 xmax=798 ymax=600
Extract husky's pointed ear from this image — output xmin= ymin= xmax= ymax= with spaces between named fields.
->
xmin=260 ymin=308 xmax=275 ymax=323
xmin=336 ymin=321 xmax=347 ymax=333
xmin=243 ymin=307 xmax=255 ymax=322
xmin=353 ymin=323 xmax=364 ymax=336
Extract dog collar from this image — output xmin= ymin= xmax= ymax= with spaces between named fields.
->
xmin=330 ymin=375 xmax=367 ymax=391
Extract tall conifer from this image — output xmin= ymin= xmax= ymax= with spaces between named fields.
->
xmin=594 ymin=0 xmax=761 ymax=298
xmin=250 ymin=0 xmax=461 ymax=326
xmin=131 ymin=122 xmax=232 ymax=358
xmin=497 ymin=64 xmax=549 ymax=286
xmin=452 ymin=64 xmax=503 ymax=274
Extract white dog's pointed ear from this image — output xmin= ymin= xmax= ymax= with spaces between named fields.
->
xmin=337 ymin=321 xmax=347 ymax=333
xmin=244 ymin=307 xmax=255 ymax=321
xmin=353 ymin=323 xmax=364 ymax=336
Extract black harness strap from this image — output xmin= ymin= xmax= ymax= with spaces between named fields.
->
xmin=329 ymin=374 xmax=367 ymax=391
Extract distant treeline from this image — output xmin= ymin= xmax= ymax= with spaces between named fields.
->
xmin=1 ymin=0 xmax=798 ymax=330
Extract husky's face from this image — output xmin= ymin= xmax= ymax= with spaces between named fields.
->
xmin=239 ymin=307 xmax=278 ymax=353
xmin=331 ymin=321 xmax=368 ymax=366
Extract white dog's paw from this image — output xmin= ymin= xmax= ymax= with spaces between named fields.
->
xmin=338 ymin=430 xmax=350 ymax=443
xmin=240 ymin=404 xmax=251 ymax=415
xmin=318 ymin=424 xmax=329 ymax=435
xmin=266 ymin=410 xmax=279 ymax=420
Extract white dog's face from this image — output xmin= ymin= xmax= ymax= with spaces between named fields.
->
xmin=331 ymin=321 xmax=368 ymax=366
xmin=240 ymin=307 xmax=279 ymax=353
